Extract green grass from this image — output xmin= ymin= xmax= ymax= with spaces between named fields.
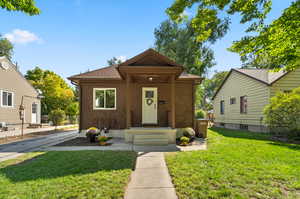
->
xmin=165 ymin=128 xmax=300 ymax=199
xmin=0 ymin=151 xmax=136 ymax=199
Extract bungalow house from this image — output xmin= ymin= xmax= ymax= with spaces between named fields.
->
xmin=212 ymin=68 xmax=300 ymax=133
xmin=0 ymin=56 xmax=41 ymax=130
xmin=68 ymin=49 xmax=202 ymax=144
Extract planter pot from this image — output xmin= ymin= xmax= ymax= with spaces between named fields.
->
xmin=99 ymin=141 xmax=107 ymax=146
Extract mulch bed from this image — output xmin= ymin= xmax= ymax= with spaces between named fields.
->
xmin=0 ymin=128 xmax=77 ymax=145
xmin=55 ymin=137 xmax=113 ymax=146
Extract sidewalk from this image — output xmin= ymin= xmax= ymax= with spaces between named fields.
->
xmin=0 ymin=130 xmax=78 ymax=162
xmin=125 ymin=152 xmax=178 ymax=199
xmin=0 ymin=124 xmax=77 ymax=139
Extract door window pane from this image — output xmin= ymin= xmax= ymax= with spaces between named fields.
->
xmin=145 ymin=91 xmax=154 ymax=98
xmin=32 ymin=103 xmax=37 ymax=113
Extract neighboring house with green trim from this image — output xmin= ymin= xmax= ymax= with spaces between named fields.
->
xmin=212 ymin=68 xmax=300 ymax=133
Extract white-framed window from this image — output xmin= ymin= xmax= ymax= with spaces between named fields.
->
xmin=93 ymin=88 xmax=116 ymax=110
xmin=0 ymin=90 xmax=14 ymax=108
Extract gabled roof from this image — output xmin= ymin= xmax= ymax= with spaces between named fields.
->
xmin=119 ymin=48 xmax=182 ymax=67
xmin=212 ymin=68 xmax=289 ymax=100
xmin=68 ymin=48 xmax=202 ymax=82
xmin=234 ymin=68 xmax=287 ymax=84
xmin=0 ymin=56 xmax=39 ymax=96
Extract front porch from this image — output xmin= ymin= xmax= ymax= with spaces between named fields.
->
xmin=119 ymin=66 xmax=182 ymax=129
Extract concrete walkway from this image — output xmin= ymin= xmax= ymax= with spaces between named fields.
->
xmin=0 ymin=130 xmax=78 ymax=162
xmin=125 ymin=152 xmax=178 ymax=199
xmin=0 ymin=124 xmax=77 ymax=138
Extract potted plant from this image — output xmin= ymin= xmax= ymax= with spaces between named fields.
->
xmin=86 ymin=127 xmax=99 ymax=143
xmin=179 ymin=136 xmax=190 ymax=146
xmin=98 ymin=136 xmax=109 ymax=146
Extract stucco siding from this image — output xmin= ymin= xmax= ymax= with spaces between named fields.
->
xmin=270 ymin=68 xmax=300 ymax=96
xmin=0 ymin=60 xmax=40 ymax=126
xmin=213 ymin=71 xmax=269 ymax=126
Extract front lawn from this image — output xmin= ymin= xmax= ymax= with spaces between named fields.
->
xmin=0 ymin=151 xmax=136 ymax=199
xmin=166 ymin=128 xmax=300 ymax=199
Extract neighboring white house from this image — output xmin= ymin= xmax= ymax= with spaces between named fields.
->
xmin=0 ymin=56 xmax=41 ymax=129
xmin=212 ymin=68 xmax=300 ymax=133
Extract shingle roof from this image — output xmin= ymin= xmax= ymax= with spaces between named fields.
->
xmin=68 ymin=65 xmax=201 ymax=80
xmin=212 ymin=68 xmax=289 ymax=100
xmin=68 ymin=65 xmax=122 ymax=80
xmin=234 ymin=68 xmax=287 ymax=84
xmin=68 ymin=49 xmax=202 ymax=81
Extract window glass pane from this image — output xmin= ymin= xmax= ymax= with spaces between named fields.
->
xmin=7 ymin=93 xmax=12 ymax=106
xmin=95 ymin=90 xmax=105 ymax=108
xmin=32 ymin=103 xmax=37 ymax=113
xmin=3 ymin=92 xmax=7 ymax=106
xmin=105 ymin=89 xmax=115 ymax=108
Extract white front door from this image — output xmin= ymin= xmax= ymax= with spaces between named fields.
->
xmin=31 ymin=103 xmax=38 ymax=124
xmin=142 ymin=87 xmax=158 ymax=124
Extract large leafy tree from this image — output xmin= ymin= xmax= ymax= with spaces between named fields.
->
xmin=154 ymin=20 xmax=219 ymax=75
xmin=167 ymin=0 xmax=299 ymax=71
xmin=167 ymin=0 xmax=272 ymax=42
xmin=25 ymin=67 xmax=75 ymax=115
xmin=0 ymin=35 xmax=13 ymax=60
xmin=229 ymin=1 xmax=300 ymax=71
xmin=0 ymin=0 xmax=40 ymax=15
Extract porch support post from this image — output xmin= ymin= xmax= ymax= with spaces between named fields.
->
xmin=126 ymin=74 xmax=131 ymax=128
xmin=170 ymin=75 xmax=176 ymax=128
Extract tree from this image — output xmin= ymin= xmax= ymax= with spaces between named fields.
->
xmin=107 ymin=57 xmax=122 ymax=65
xmin=264 ymin=87 xmax=300 ymax=136
xmin=49 ymin=109 xmax=65 ymax=128
xmin=25 ymin=67 xmax=75 ymax=115
xmin=154 ymin=20 xmax=218 ymax=75
xmin=65 ymin=102 xmax=79 ymax=124
xmin=0 ymin=0 xmax=40 ymax=15
xmin=166 ymin=0 xmax=300 ymax=71
xmin=229 ymin=1 xmax=300 ymax=71
xmin=166 ymin=0 xmax=271 ymax=43
xmin=196 ymin=71 xmax=228 ymax=110
xmin=0 ymin=35 xmax=13 ymax=60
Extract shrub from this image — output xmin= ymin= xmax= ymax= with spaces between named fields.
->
xmin=180 ymin=136 xmax=190 ymax=146
xmin=264 ymin=87 xmax=300 ymax=136
xmin=49 ymin=109 xmax=65 ymax=127
xmin=176 ymin=127 xmax=196 ymax=139
xmin=195 ymin=109 xmax=205 ymax=119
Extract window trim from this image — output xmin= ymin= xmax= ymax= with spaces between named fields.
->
xmin=93 ymin=88 xmax=117 ymax=110
xmin=240 ymin=96 xmax=247 ymax=114
xmin=230 ymin=97 xmax=236 ymax=105
xmin=220 ymin=100 xmax=225 ymax=115
xmin=0 ymin=90 xmax=14 ymax=108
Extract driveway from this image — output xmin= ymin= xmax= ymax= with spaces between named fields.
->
xmin=0 ymin=130 xmax=78 ymax=162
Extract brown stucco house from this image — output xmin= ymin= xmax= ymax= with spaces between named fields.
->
xmin=68 ymin=49 xmax=202 ymax=143
xmin=0 ymin=56 xmax=41 ymax=130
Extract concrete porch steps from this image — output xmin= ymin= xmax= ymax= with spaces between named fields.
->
xmin=133 ymin=134 xmax=169 ymax=146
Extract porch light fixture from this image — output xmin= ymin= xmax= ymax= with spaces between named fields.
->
xmin=148 ymin=77 xmax=153 ymax=81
